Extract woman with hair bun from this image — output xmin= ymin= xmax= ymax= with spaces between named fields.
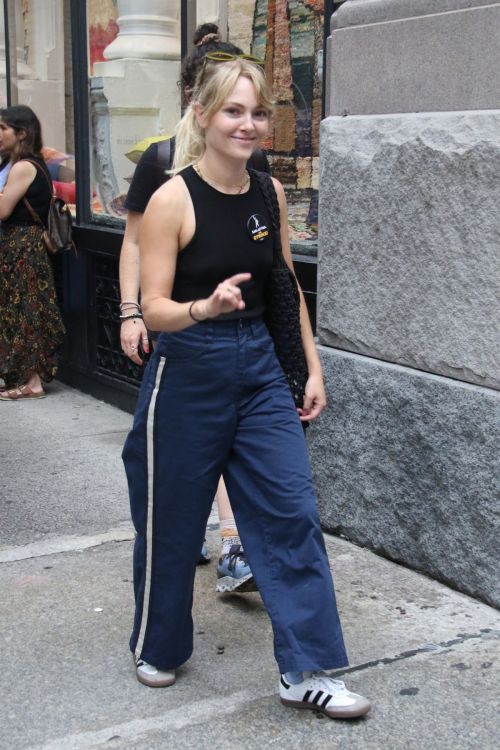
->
xmin=120 ymin=24 xmax=269 ymax=592
xmin=0 ymin=105 xmax=64 ymax=400
xmin=122 ymin=56 xmax=371 ymax=720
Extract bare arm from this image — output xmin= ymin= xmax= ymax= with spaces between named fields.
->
xmin=273 ymin=177 xmax=326 ymax=422
xmin=140 ymin=176 xmax=251 ymax=331
xmin=0 ymin=161 xmax=37 ymax=219
xmin=119 ymin=210 xmax=150 ymax=365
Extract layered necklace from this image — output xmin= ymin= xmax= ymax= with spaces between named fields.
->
xmin=194 ymin=163 xmax=250 ymax=195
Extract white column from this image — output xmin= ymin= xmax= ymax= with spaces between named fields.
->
xmin=92 ymin=1 xmax=182 ymax=200
xmin=0 ymin=1 xmax=33 ymax=79
xmin=15 ymin=1 xmax=65 ymax=150
xmin=103 ymin=0 xmax=180 ymax=60
xmin=197 ymin=0 xmax=220 ymax=24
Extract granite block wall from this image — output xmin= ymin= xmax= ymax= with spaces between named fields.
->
xmin=318 ymin=111 xmax=500 ymax=390
xmin=308 ymin=349 xmax=500 ymax=608
xmin=318 ymin=0 xmax=500 ymax=605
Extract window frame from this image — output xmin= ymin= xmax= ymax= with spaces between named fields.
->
xmin=69 ymin=0 xmax=190 ymax=231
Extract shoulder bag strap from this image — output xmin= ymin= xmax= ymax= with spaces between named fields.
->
xmin=21 ymin=158 xmax=54 ymax=228
xmin=22 ymin=157 xmax=55 ymax=197
xmin=22 ymin=195 xmax=44 ymax=227
xmin=249 ymin=169 xmax=284 ymax=267
xmin=157 ymin=137 xmax=174 ymax=172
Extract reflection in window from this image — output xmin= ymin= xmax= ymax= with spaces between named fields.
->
xmin=229 ymin=0 xmax=324 ymax=247
xmin=88 ymin=1 xmax=181 ymax=220
xmin=1 ymin=1 xmax=75 ymax=210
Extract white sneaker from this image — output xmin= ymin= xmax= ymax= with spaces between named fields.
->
xmin=136 ymin=659 xmax=175 ymax=688
xmin=279 ymin=671 xmax=371 ymax=719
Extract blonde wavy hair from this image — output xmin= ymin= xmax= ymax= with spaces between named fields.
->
xmin=172 ymin=58 xmax=274 ymax=173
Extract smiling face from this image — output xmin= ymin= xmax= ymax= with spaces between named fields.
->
xmin=200 ymin=75 xmax=270 ymax=162
xmin=0 ymin=119 xmax=24 ymax=158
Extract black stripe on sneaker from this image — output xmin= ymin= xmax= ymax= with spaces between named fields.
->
xmin=321 ymin=694 xmax=332 ymax=709
xmin=312 ymin=691 xmax=324 ymax=705
xmin=280 ymin=677 xmax=290 ymax=689
xmin=303 ymin=689 xmax=313 ymax=702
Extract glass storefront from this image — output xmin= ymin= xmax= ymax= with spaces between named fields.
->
xmin=87 ymin=1 xmax=181 ymax=222
xmin=0 ymin=1 xmax=326 ymax=410
xmin=1 ymin=1 xmax=74 ymax=206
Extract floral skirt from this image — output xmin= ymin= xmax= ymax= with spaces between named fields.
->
xmin=0 ymin=223 xmax=65 ymax=389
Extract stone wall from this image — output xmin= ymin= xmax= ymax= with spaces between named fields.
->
xmin=308 ymin=349 xmax=499 ymax=608
xmin=327 ymin=0 xmax=500 ymax=115
xmin=318 ymin=111 xmax=500 ymax=390
xmin=317 ymin=0 xmax=500 ymax=606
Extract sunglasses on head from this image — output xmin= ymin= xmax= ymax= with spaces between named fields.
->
xmin=203 ymin=51 xmax=265 ymax=67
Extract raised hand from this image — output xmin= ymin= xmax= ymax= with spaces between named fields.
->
xmin=195 ymin=272 xmax=252 ymax=319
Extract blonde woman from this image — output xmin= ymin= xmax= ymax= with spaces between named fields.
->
xmin=119 ymin=24 xmax=269 ymax=590
xmin=122 ymin=57 xmax=370 ymax=720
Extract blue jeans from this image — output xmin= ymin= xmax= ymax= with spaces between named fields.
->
xmin=122 ymin=316 xmax=348 ymax=673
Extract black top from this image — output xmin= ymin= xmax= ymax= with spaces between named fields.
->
xmin=4 ymin=156 xmax=52 ymax=226
xmin=124 ymin=138 xmax=270 ymax=214
xmin=172 ymin=166 xmax=274 ymax=319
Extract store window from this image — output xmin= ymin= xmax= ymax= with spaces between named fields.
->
xmin=87 ymin=0 xmax=181 ymax=222
xmin=228 ymin=0 xmax=326 ymax=251
xmin=0 ymin=7 xmax=7 ymax=106
xmin=1 ymin=1 xmax=75 ymax=208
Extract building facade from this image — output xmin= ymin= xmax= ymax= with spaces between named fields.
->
xmin=1 ymin=0 xmax=343 ymax=409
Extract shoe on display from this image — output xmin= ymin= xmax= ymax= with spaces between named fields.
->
xmin=279 ymin=671 xmax=371 ymax=719
xmin=215 ymin=543 xmax=258 ymax=593
xmin=136 ymin=659 xmax=176 ymax=688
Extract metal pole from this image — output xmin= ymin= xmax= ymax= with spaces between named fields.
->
xmin=4 ymin=0 xmax=18 ymax=105
xmin=181 ymin=0 xmax=197 ymax=60
xmin=322 ymin=0 xmax=335 ymax=118
xmin=3 ymin=0 xmax=11 ymax=104
xmin=69 ymin=0 xmax=91 ymax=225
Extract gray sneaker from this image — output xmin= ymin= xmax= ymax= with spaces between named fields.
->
xmin=136 ymin=659 xmax=175 ymax=687
xmin=215 ymin=543 xmax=258 ymax=593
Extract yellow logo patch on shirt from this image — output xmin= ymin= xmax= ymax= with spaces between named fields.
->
xmin=247 ymin=213 xmax=269 ymax=242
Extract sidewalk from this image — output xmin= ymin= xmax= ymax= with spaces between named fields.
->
xmin=1 ymin=381 xmax=499 ymax=750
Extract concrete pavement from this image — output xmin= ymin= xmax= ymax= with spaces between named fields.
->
xmin=1 ymin=381 xmax=499 ymax=750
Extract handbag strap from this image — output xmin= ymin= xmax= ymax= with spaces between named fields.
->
xmin=249 ymin=168 xmax=282 ymax=250
xmin=22 ymin=158 xmax=55 ymax=196
xmin=157 ymin=137 xmax=173 ymax=171
xmin=21 ymin=158 xmax=54 ymax=228
xmin=22 ymin=195 xmax=45 ymax=228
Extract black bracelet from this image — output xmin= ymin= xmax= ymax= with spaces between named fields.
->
xmin=188 ymin=300 xmax=205 ymax=322
xmin=120 ymin=313 xmax=143 ymax=321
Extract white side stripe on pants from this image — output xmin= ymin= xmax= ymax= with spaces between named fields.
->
xmin=135 ymin=356 xmax=166 ymax=660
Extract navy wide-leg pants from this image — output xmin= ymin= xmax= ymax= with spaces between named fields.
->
xmin=122 ymin=317 xmax=348 ymax=673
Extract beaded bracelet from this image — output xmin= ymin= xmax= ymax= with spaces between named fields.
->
xmin=119 ymin=313 xmax=143 ymax=321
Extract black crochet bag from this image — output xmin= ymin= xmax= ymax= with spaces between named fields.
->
xmin=251 ymin=169 xmax=309 ymax=411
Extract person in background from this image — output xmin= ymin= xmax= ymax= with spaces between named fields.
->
xmin=0 ymin=105 xmax=64 ymax=400
xmin=0 ymin=157 xmax=11 ymax=191
xmin=119 ymin=24 xmax=269 ymax=593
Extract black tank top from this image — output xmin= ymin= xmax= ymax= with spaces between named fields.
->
xmin=4 ymin=156 xmax=52 ymax=226
xmin=172 ymin=166 xmax=274 ymax=319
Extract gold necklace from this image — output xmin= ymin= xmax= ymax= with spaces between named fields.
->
xmin=194 ymin=163 xmax=250 ymax=194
